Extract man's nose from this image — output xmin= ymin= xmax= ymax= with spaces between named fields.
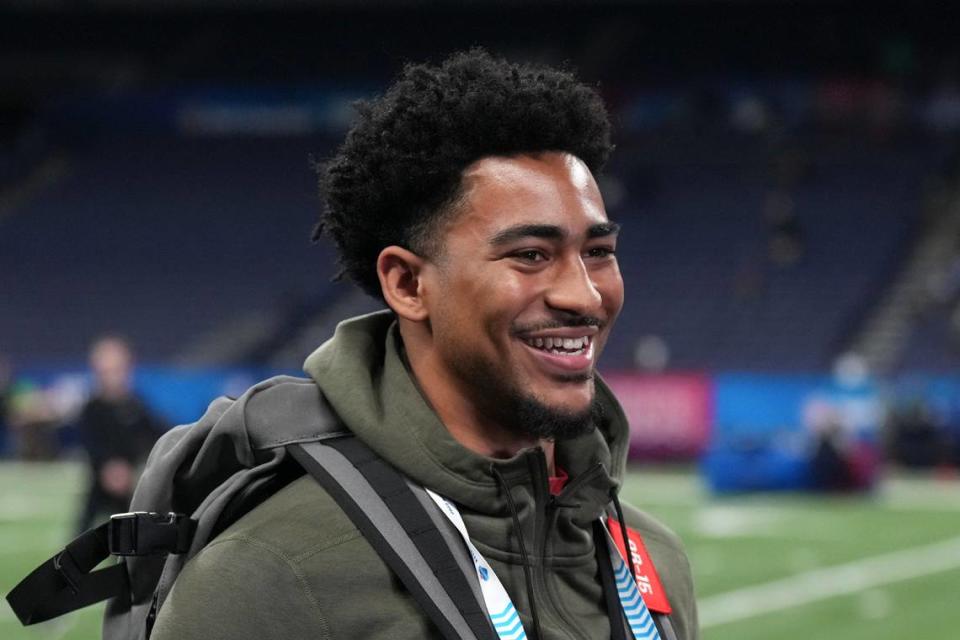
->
xmin=544 ymin=255 xmax=603 ymax=314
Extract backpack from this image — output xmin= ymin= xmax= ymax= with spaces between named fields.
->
xmin=7 ymin=376 xmax=498 ymax=640
xmin=8 ymin=375 xmax=681 ymax=640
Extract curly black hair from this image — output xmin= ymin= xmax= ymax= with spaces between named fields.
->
xmin=315 ymin=48 xmax=613 ymax=298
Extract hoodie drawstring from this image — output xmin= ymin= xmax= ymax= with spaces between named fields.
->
xmin=492 ymin=466 xmax=544 ymax=640
xmin=610 ymin=490 xmax=643 ymax=591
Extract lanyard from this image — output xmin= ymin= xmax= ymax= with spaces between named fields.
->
xmin=426 ymin=489 xmax=527 ymax=639
xmin=425 ymin=489 xmax=661 ymax=640
xmin=601 ymin=520 xmax=662 ymax=640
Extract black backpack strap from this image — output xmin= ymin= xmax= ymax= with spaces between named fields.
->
xmin=653 ymin=613 xmax=679 ymax=640
xmin=288 ymin=438 xmax=496 ymax=640
xmin=324 ymin=437 xmax=496 ymax=640
xmin=6 ymin=513 xmax=193 ymax=625
xmin=594 ymin=520 xmax=629 ymax=640
xmin=7 ymin=522 xmax=124 ymax=624
xmin=407 ymin=479 xmax=489 ymax=621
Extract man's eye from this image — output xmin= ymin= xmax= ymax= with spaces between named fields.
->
xmin=512 ymin=249 xmax=548 ymax=263
xmin=586 ymin=246 xmax=616 ymax=258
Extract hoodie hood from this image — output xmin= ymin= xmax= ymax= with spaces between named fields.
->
xmin=303 ymin=310 xmax=631 ymax=516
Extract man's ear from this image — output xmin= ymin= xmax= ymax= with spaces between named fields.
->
xmin=377 ymin=246 xmax=430 ymax=322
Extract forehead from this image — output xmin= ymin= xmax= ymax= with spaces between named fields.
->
xmin=452 ymin=152 xmax=608 ymax=238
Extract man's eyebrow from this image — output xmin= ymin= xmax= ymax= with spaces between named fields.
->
xmin=489 ymin=221 xmax=621 ymax=246
xmin=587 ymin=222 xmax=621 ymax=238
xmin=489 ymin=224 xmax=566 ymax=246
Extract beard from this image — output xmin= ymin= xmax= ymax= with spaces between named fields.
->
xmin=508 ymin=391 xmax=605 ymax=441
xmin=455 ymin=351 xmax=604 ymax=442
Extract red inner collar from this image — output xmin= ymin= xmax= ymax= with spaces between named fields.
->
xmin=548 ymin=466 xmax=569 ymax=495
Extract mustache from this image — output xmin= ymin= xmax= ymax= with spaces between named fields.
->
xmin=512 ymin=315 xmax=604 ymax=335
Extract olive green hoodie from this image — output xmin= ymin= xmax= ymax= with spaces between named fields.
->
xmin=151 ymin=311 xmax=698 ymax=640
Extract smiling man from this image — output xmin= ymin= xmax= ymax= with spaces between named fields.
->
xmin=151 ymin=50 xmax=698 ymax=640
xmin=382 ymin=153 xmax=623 ymax=467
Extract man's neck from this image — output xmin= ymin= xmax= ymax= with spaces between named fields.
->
xmin=443 ymin=418 xmax=557 ymax=477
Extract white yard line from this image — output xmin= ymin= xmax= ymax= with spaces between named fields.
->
xmin=699 ymin=535 xmax=960 ymax=628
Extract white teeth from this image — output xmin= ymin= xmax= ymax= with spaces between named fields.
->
xmin=524 ymin=335 xmax=593 ymax=353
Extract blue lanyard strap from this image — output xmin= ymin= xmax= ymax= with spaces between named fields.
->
xmin=426 ymin=489 xmax=661 ymax=640
xmin=602 ymin=521 xmax=662 ymax=640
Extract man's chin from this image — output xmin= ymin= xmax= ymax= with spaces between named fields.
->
xmin=533 ymin=378 xmax=595 ymax=413
xmin=553 ymin=372 xmax=593 ymax=384
xmin=508 ymin=389 xmax=602 ymax=442
xmin=454 ymin=352 xmax=599 ymax=441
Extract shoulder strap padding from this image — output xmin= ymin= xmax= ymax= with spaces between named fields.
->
xmin=407 ymin=480 xmax=488 ymax=619
xmin=289 ymin=439 xmax=496 ymax=640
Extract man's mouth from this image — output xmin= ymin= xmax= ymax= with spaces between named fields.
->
xmin=521 ymin=335 xmax=592 ymax=356
xmin=518 ymin=333 xmax=596 ymax=374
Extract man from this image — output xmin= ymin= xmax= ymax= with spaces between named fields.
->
xmin=151 ymin=49 xmax=698 ymax=639
xmin=76 ymin=336 xmax=163 ymax=533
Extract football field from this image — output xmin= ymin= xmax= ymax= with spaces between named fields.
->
xmin=2 ymin=461 xmax=959 ymax=639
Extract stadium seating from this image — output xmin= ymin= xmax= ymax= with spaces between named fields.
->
xmin=899 ymin=307 xmax=960 ymax=372
xmin=0 ymin=125 xmax=946 ymax=372
xmin=0 ymin=134 xmax=338 ymax=363
xmin=599 ymin=132 xmax=938 ymax=372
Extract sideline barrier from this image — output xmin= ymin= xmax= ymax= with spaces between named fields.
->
xmin=1 ymin=366 xmax=293 ymax=456
xmin=603 ymin=372 xmax=712 ymax=460
xmin=705 ymin=373 xmax=881 ymax=492
xmin=4 ymin=368 xmax=955 ymax=494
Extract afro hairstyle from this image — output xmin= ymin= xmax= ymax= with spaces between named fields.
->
xmin=315 ymin=48 xmax=614 ymax=298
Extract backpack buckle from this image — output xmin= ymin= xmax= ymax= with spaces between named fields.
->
xmin=108 ymin=512 xmax=194 ymax=556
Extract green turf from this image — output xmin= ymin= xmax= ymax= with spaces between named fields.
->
xmin=622 ymin=464 xmax=960 ymax=639
xmin=2 ymin=461 xmax=959 ymax=639
xmin=1 ymin=463 xmax=104 ymax=640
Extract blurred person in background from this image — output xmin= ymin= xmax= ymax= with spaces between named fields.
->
xmin=75 ymin=335 xmax=164 ymax=533
xmin=885 ymin=400 xmax=946 ymax=470
xmin=811 ymin=419 xmax=850 ymax=491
